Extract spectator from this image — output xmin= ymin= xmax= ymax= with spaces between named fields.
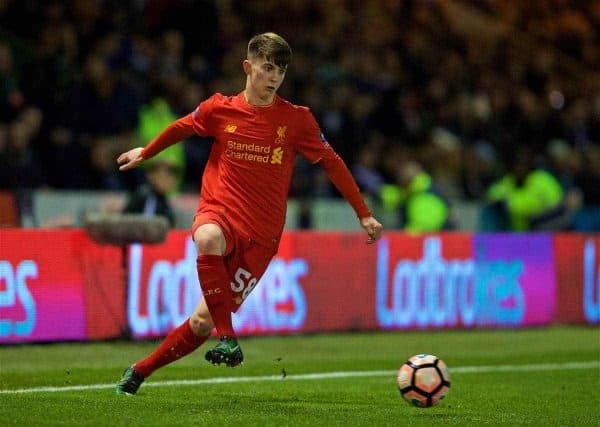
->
xmin=87 ymin=134 xmax=128 ymax=190
xmin=0 ymin=0 xmax=597 ymax=232
xmin=482 ymin=147 xmax=565 ymax=231
xmin=351 ymin=136 xmax=385 ymax=200
xmin=0 ymin=107 xmax=45 ymax=189
xmin=0 ymin=41 xmax=24 ymax=121
xmin=0 ymin=124 xmax=9 ymax=187
xmin=380 ymin=159 xmax=452 ymax=233
xmin=460 ymin=140 xmax=499 ymax=200
xmin=42 ymin=127 xmax=90 ymax=189
xmin=570 ymin=145 xmax=600 ymax=231
xmin=65 ymin=52 xmax=140 ymax=136
xmin=122 ymin=158 xmax=179 ymax=228
xmin=136 ymin=97 xmax=185 ymax=189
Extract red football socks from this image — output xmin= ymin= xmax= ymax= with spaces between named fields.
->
xmin=134 ymin=319 xmax=208 ymax=378
xmin=196 ymin=254 xmax=236 ymax=338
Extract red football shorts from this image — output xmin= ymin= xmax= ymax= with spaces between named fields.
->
xmin=192 ymin=210 xmax=278 ymax=312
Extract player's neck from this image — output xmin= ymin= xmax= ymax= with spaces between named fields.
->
xmin=243 ymin=89 xmax=276 ymax=107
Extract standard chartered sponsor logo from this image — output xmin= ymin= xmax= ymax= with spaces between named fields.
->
xmin=584 ymin=239 xmax=600 ymax=323
xmin=225 ymin=140 xmax=272 ymax=163
xmin=376 ymin=237 xmax=525 ymax=328
xmin=224 ymin=140 xmax=284 ymax=165
xmin=270 ymin=147 xmax=283 ymax=164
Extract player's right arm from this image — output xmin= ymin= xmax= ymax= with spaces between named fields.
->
xmin=117 ymin=95 xmax=219 ymax=171
xmin=117 ymin=115 xmax=196 ymax=171
xmin=117 ymin=147 xmax=145 ymax=171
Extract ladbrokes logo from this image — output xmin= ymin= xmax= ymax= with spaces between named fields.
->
xmin=271 ymin=147 xmax=283 ymax=164
xmin=126 ymin=237 xmax=308 ymax=336
xmin=376 ymin=237 xmax=526 ymax=329
xmin=233 ymin=258 xmax=308 ymax=332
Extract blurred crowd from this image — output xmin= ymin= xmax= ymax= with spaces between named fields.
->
xmin=0 ymin=0 xmax=598 ymax=230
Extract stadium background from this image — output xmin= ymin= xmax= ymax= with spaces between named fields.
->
xmin=0 ymin=0 xmax=598 ymax=343
xmin=0 ymin=3 xmax=598 ymax=425
xmin=0 ymin=0 xmax=598 ymax=231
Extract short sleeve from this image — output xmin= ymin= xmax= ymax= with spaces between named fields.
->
xmin=296 ymin=108 xmax=336 ymax=164
xmin=191 ymin=94 xmax=220 ymax=136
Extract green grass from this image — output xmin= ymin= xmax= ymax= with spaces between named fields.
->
xmin=1 ymin=326 xmax=599 ymax=426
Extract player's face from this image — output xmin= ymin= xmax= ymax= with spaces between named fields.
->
xmin=244 ymin=57 xmax=286 ymax=104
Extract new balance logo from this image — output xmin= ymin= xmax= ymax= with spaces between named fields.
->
xmin=225 ymin=124 xmax=237 ymax=133
xmin=271 ymin=147 xmax=283 ymax=164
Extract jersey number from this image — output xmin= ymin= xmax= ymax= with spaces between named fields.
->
xmin=230 ymin=267 xmax=257 ymax=300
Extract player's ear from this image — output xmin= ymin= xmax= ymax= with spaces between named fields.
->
xmin=243 ymin=59 xmax=252 ymax=75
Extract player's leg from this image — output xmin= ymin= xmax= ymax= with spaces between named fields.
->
xmin=133 ymin=300 xmax=214 ymax=377
xmin=205 ymin=240 xmax=277 ymax=367
xmin=116 ymin=300 xmax=214 ymax=395
xmin=194 ymin=222 xmax=243 ymax=366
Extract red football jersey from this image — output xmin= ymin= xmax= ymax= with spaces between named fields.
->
xmin=192 ymin=92 xmax=343 ymax=246
xmin=142 ymin=92 xmax=370 ymax=247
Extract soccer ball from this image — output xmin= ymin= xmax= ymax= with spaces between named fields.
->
xmin=396 ymin=354 xmax=451 ymax=408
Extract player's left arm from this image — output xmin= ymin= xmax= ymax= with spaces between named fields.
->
xmin=318 ymin=152 xmax=383 ymax=244
xmin=296 ymin=109 xmax=382 ymax=243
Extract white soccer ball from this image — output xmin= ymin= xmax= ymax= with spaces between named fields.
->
xmin=397 ymin=354 xmax=451 ymax=408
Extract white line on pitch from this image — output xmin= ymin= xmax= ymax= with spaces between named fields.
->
xmin=0 ymin=360 xmax=598 ymax=395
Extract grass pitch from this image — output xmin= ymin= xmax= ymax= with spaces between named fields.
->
xmin=1 ymin=326 xmax=598 ymax=426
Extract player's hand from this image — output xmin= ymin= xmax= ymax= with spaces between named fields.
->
xmin=117 ymin=147 xmax=144 ymax=171
xmin=360 ymin=216 xmax=383 ymax=244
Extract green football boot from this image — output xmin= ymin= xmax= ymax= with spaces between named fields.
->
xmin=205 ymin=336 xmax=244 ymax=367
xmin=115 ymin=366 xmax=145 ymax=395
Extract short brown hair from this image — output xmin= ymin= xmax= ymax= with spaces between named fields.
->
xmin=247 ymin=32 xmax=292 ymax=69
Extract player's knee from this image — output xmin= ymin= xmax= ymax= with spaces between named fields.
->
xmin=194 ymin=225 xmax=225 ymax=255
xmin=195 ymin=235 xmax=220 ymax=254
xmin=189 ymin=313 xmax=213 ymax=336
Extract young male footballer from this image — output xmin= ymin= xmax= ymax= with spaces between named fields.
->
xmin=115 ymin=32 xmax=383 ymax=395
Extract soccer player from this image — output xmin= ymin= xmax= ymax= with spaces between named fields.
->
xmin=115 ymin=32 xmax=383 ymax=395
